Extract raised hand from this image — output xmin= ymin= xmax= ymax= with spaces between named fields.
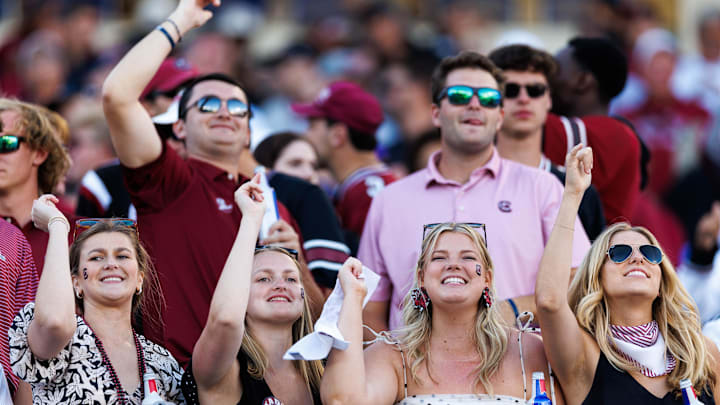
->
xmin=170 ymin=0 xmax=221 ymax=34
xmin=31 ymin=194 xmax=68 ymax=233
xmin=338 ymin=257 xmax=367 ymax=299
xmin=564 ymin=144 xmax=593 ymax=197
xmin=234 ymin=173 xmax=266 ymax=221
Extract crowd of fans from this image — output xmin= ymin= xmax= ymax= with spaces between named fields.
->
xmin=1 ymin=0 xmax=720 ymax=403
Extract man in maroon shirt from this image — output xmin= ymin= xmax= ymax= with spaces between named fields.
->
xmin=292 ymin=81 xmax=397 ymax=253
xmin=0 ymin=98 xmax=71 ymax=272
xmin=101 ymin=1 xmax=322 ymax=365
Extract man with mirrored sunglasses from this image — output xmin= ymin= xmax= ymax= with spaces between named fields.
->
xmin=359 ymin=51 xmax=590 ymax=333
xmin=0 ymin=98 xmax=72 ymax=273
xmin=490 ymin=44 xmax=606 ymax=241
xmin=101 ymin=0 xmax=323 ymax=367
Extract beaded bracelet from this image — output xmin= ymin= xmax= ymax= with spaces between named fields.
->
xmin=48 ymin=216 xmax=70 ymax=233
xmin=157 ymin=26 xmax=175 ymax=49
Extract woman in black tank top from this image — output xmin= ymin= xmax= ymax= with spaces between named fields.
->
xmin=181 ymin=175 xmax=323 ymax=404
xmin=535 ymin=146 xmax=720 ymax=404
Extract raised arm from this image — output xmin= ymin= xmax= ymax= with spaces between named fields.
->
xmin=192 ymin=174 xmax=265 ymax=390
xmin=101 ymin=0 xmax=217 ymax=168
xmin=322 ymin=258 xmax=399 ymax=405
xmin=26 ymin=195 xmax=76 ymax=360
xmin=535 ymin=145 xmax=598 ymax=398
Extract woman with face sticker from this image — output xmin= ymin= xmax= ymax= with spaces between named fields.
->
xmin=322 ymin=223 xmax=563 ymax=404
xmin=181 ymin=173 xmax=323 ymax=404
xmin=9 ymin=195 xmax=184 ymax=404
xmin=535 ymin=145 xmax=720 ymax=404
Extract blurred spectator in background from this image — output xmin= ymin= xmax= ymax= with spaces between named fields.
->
xmin=0 ymin=221 xmax=37 ymax=403
xmin=253 ymin=131 xmax=320 ymax=184
xmin=293 ymin=81 xmax=397 ymax=254
xmin=404 ymin=128 xmax=441 ymax=174
xmin=0 ymin=98 xmax=71 ymax=272
xmin=490 ymin=44 xmax=605 ymax=240
xmin=545 ymin=37 xmax=643 ymax=228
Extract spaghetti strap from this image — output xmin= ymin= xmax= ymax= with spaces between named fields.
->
xmin=515 ymin=311 xmax=557 ymax=404
xmin=363 ymin=325 xmax=408 ymax=399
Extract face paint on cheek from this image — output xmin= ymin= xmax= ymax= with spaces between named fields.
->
xmin=83 ymin=268 xmax=88 ymax=280
xmin=476 ymin=264 xmax=482 ymax=277
xmin=300 ymin=288 xmax=305 ymax=299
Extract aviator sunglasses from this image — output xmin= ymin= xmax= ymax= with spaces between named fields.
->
xmin=73 ymin=218 xmax=138 ymax=241
xmin=504 ymin=83 xmax=547 ymax=99
xmin=0 ymin=135 xmax=26 ymax=154
xmin=438 ymin=86 xmax=502 ymax=108
xmin=606 ymin=244 xmax=663 ymax=265
xmin=186 ymin=96 xmax=250 ymax=118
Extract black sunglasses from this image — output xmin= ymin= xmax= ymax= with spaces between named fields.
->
xmin=504 ymin=83 xmax=547 ymax=99
xmin=607 ymin=244 xmax=663 ymax=265
xmin=423 ymin=222 xmax=487 ymax=246
xmin=73 ymin=218 xmax=138 ymax=241
xmin=254 ymin=245 xmax=299 ymax=261
xmin=186 ymin=96 xmax=250 ymax=118
xmin=0 ymin=135 xmax=26 ymax=154
xmin=438 ymin=86 xmax=502 ymax=108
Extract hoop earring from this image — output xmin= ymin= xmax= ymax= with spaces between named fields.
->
xmin=75 ymin=289 xmax=83 ymax=300
xmin=136 ymin=286 xmax=142 ymax=296
xmin=481 ymin=287 xmax=492 ymax=308
xmin=410 ymin=287 xmax=431 ymax=312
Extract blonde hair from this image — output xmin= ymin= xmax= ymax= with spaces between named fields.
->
xmin=241 ymin=247 xmax=323 ymax=393
xmin=0 ymin=98 xmax=71 ymax=194
xmin=398 ymin=223 xmax=508 ymax=394
xmin=568 ymin=222 xmax=716 ymax=396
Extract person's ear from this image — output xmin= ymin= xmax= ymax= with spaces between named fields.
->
xmin=173 ymin=120 xmax=186 ymax=140
xmin=329 ymin=123 xmax=347 ymax=148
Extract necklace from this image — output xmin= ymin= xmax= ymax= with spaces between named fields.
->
xmin=85 ymin=319 xmax=147 ymax=404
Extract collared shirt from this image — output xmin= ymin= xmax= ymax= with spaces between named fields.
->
xmin=0 ymin=221 xmax=37 ymax=394
xmin=358 ymin=148 xmax=590 ymax=329
xmin=123 ymin=145 xmax=299 ymax=366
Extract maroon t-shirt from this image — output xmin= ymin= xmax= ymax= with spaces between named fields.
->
xmin=334 ymin=165 xmax=397 ymax=237
xmin=123 ymin=145 xmax=299 ymax=366
xmin=543 ymin=113 xmax=641 ymax=224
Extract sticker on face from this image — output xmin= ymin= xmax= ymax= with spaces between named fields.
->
xmin=476 ymin=264 xmax=482 ymax=276
xmin=262 ymin=396 xmax=283 ymax=405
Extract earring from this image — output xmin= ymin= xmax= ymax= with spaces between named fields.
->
xmin=135 ymin=286 xmax=142 ymax=296
xmin=75 ymin=289 xmax=83 ymax=300
xmin=410 ymin=287 xmax=431 ymax=312
xmin=83 ymin=268 xmax=88 ymax=280
xmin=475 ymin=264 xmax=482 ymax=276
xmin=481 ymin=287 xmax=492 ymax=308
xmin=300 ymin=288 xmax=305 ymax=299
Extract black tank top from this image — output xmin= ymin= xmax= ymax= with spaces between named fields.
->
xmin=582 ymin=352 xmax=715 ymax=404
xmin=181 ymin=351 xmax=323 ymax=405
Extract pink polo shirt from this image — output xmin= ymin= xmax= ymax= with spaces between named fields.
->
xmin=358 ymin=148 xmax=590 ymax=329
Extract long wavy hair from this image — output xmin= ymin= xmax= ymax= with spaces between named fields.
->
xmin=241 ymin=247 xmax=323 ymax=394
xmin=69 ymin=221 xmax=164 ymax=333
xmin=568 ymin=222 xmax=716 ymax=396
xmin=398 ymin=223 xmax=508 ymax=394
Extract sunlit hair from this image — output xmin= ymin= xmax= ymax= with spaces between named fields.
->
xmin=241 ymin=247 xmax=323 ymax=393
xmin=0 ymin=98 xmax=71 ymax=194
xmin=69 ymin=221 xmax=164 ymax=333
xmin=398 ymin=223 xmax=507 ymax=394
xmin=568 ymin=222 xmax=716 ymax=396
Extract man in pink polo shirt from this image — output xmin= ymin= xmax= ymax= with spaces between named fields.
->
xmin=358 ymin=51 xmax=591 ymax=331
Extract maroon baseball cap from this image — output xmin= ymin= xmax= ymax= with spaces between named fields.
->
xmin=291 ymin=81 xmax=383 ymax=135
xmin=140 ymin=58 xmax=199 ymax=99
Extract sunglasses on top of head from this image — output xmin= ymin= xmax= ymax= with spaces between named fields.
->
xmin=606 ymin=244 xmax=663 ymax=265
xmin=437 ymin=86 xmax=502 ymax=108
xmin=185 ymin=96 xmax=251 ymax=118
xmin=504 ymin=83 xmax=548 ymax=99
xmin=0 ymin=135 xmax=27 ymax=154
xmin=73 ymin=218 xmax=138 ymax=241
